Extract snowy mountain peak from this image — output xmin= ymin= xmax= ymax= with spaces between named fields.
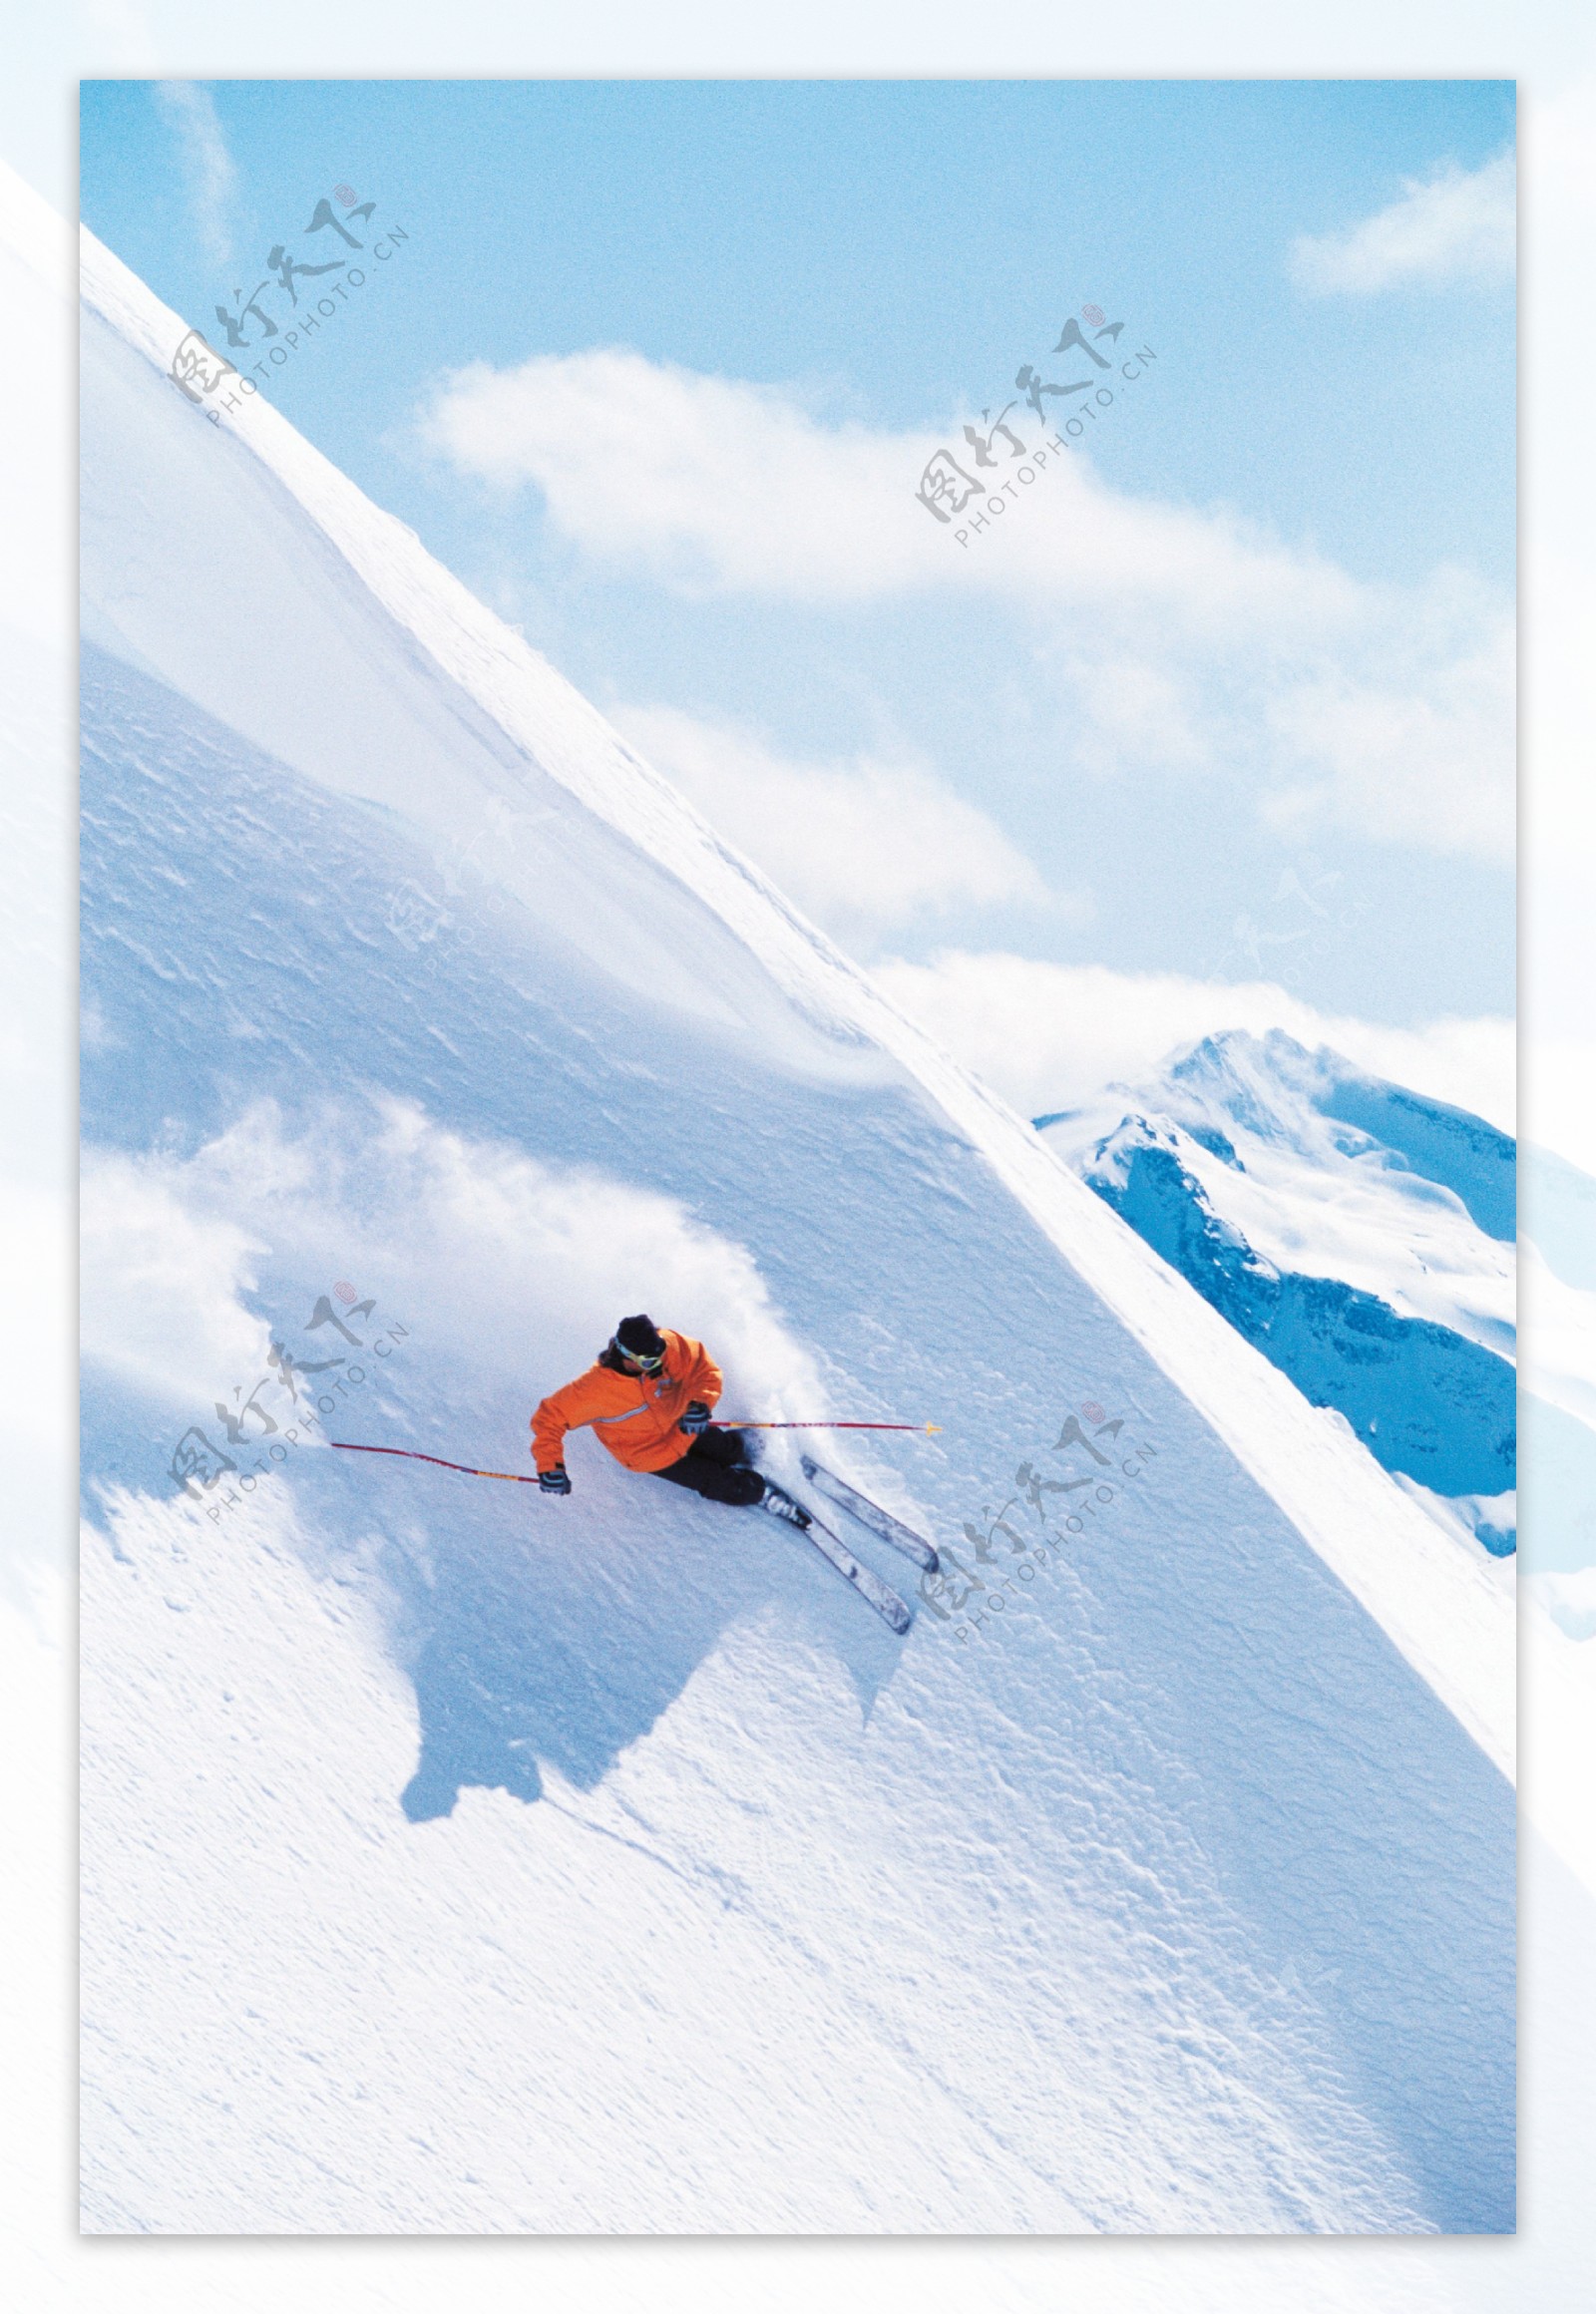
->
xmin=1040 ymin=1031 xmax=1519 ymax=1549
xmin=1160 ymin=1028 xmax=1516 ymax=1241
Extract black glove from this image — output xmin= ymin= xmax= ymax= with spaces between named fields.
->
xmin=539 ymin=1463 xmax=572 ymax=1495
xmin=678 ymin=1400 xmax=712 ymax=1436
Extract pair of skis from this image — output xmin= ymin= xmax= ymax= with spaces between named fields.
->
xmin=764 ymin=1457 xmax=939 ymax=1636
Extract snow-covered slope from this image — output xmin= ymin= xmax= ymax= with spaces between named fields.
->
xmin=1038 ymin=1032 xmax=1524 ymax=1556
xmin=79 ymin=224 xmax=1515 ymax=2233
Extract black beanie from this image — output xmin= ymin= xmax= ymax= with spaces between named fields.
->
xmin=614 ymin=1314 xmax=666 ymax=1359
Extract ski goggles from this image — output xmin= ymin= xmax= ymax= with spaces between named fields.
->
xmin=610 ymin=1337 xmax=665 ymax=1374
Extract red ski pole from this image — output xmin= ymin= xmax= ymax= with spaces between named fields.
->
xmin=329 ymin=1441 xmax=539 ymax=1484
xmin=711 ymin=1419 xmax=942 ymax=1433
xmin=329 ymin=1419 xmax=942 ymax=1485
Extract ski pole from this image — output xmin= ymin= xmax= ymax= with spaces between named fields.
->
xmin=330 ymin=1421 xmax=942 ymax=1485
xmin=329 ymin=1441 xmax=539 ymax=1484
xmin=711 ymin=1419 xmax=941 ymax=1434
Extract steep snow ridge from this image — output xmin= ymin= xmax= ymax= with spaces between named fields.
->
xmin=79 ymin=227 xmax=1512 ymax=1780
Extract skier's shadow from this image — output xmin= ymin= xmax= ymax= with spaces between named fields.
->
xmin=385 ymin=1457 xmax=900 ymax=1822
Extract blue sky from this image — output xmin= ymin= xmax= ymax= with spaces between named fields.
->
xmin=79 ymin=77 xmax=1516 ymax=1063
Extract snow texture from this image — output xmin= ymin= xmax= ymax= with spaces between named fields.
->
xmin=79 ymin=222 xmax=1515 ymax=2233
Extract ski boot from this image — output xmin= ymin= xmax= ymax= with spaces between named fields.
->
xmin=757 ymin=1480 xmax=812 ymax=1530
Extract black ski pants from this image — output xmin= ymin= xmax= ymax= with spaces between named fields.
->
xmin=652 ymin=1427 xmax=766 ymax=1508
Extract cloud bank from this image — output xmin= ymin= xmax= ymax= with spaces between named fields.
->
xmin=1289 ymin=151 xmax=1515 ymax=295
xmin=871 ymin=950 xmax=1514 ymax=1136
xmin=614 ymin=702 xmax=1059 ymax=948
xmin=423 ymin=348 xmax=1512 ymax=867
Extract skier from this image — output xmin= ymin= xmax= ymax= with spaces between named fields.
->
xmin=531 ymin=1314 xmax=812 ymax=1529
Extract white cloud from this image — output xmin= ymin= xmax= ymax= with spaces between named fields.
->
xmin=1289 ymin=151 xmax=1515 ymax=295
xmin=153 ymin=81 xmax=235 ymax=271
xmin=425 ymin=348 xmax=935 ymax=598
xmin=422 ymin=349 xmax=1512 ymax=867
xmin=1261 ymin=607 xmax=1513 ymax=859
xmin=612 ymin=702 xmax=1058 ymax=946
xmin=870 ymin=950 xmax=1515 ymax=1136
xmin=422 ymin=344 xmax=1339 ymax=616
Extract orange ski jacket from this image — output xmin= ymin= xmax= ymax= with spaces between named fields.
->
xmin=531 ymin=1330 xmax=724 ymax=1476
